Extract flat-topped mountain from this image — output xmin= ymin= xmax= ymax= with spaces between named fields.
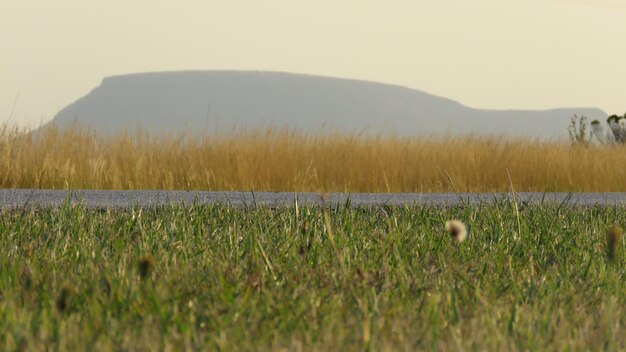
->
xmin=48 ymin=71 xmax=607 ymax=138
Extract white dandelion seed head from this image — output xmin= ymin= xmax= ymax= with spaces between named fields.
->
xmin=445 ymin=220 xmax=468 ymax=243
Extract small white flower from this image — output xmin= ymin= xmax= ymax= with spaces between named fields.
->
xmin=445 ymin=220 xmax=468 ymax=243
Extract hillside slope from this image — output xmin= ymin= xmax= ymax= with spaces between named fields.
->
xmin=48 ymin=71 xmax=607 ymax=138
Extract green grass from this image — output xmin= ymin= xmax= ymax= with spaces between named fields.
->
xmin=0 ymin=200 xmax=625 ymax=350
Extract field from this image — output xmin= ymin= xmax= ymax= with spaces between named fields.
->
xmin=2 ymin=124 xmax=625 ymax=350
xmin=2 ymin=124 xmax=626 ymax=192
xmin=1 ymin=200 xmax=625 ymax=350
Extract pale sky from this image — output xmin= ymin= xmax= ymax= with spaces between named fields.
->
xmin=2 ymin=0 xmax=626 ymax=127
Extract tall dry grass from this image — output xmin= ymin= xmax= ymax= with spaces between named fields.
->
xmin=1 ymin=124 xmax=625 ymax=192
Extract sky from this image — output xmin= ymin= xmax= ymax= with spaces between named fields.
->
xmin=2 ymin=0 xmax=626 ymax=127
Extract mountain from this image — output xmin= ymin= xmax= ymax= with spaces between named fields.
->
xmin=47 ymin=71 xmax=607 ymax=138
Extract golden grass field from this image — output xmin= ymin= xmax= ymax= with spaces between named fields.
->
xmin=1 ymin=124 xmax=625 ymax=192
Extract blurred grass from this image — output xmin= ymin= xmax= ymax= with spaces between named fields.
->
xmin=1 ymin=123 xmax=626 ymax=192
xmin=0 ymin=201 xmax=624 ymax=350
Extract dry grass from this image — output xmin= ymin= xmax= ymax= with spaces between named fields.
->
xmin=1 ymin=123 xmax=626 ymax=192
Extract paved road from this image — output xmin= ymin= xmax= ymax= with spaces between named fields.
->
xmin=1 ymin=189 xmax=625 ymax=209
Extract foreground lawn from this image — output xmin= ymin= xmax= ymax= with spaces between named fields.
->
xmin=0 ymin=201 xmax=624 ymax=350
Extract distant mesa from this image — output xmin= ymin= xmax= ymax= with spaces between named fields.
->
xmin=46 ymin=71 xmax=606 ymax=138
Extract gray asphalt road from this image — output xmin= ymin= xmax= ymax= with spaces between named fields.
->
xmin=1 ymin=189 xmax=625 ymax=209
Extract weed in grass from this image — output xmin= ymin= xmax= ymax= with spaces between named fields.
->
xmin=606 ymin=225 xmax=623 ymax=263
xmin=138 ymin=255 xmax=156 ymax=280
xmin=18 ymin=265 xmax=32 ymax=290
xmin=56 ymin=284 xmax=75 ymax=313
xmin=99 ymin=275 xmax=111 ymax=297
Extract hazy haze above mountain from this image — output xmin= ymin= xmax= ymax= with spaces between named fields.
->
xmin=49 ymin=71 xmax=607 ymax=139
